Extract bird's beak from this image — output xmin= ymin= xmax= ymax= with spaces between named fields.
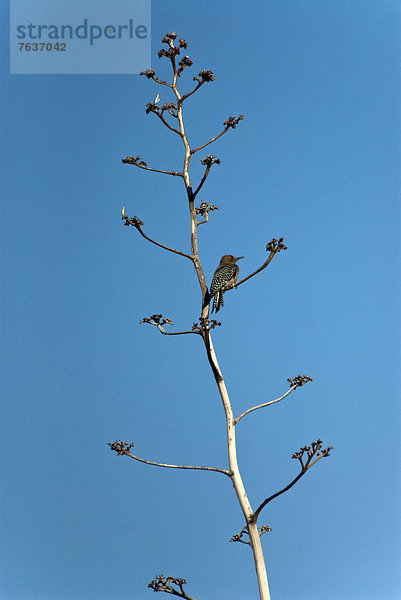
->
xmin=236 ymin=256 xmax=245 ymax=261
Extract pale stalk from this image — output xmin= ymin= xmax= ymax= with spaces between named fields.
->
xmin=172 ymin=65 xmax=207 ymax=297
xmin=203 ymin=330 xmax=271 ymax=600
xmin=165 ymin=53 xmax=272 ymax=599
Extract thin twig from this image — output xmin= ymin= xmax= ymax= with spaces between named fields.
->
xmin=195 ymin=202 xmax=219 ymax=227
xmin=253 ymin=471 xmax=306 ymax=521
xmin=180 ymin=80 xmax=203 ymax=103
xmin=109 ymin=441 xmax=231 ymax=476
xmin=230 ymin=527 xmax=251 ymax=545
xmin=259 ymin=525 xmax=272 ymax=537
xmin=193 ymin=156 xmax=221 ymax=199
xmin=151 ymin=74 xmax=173 ymax=88
xmin=122 ymin=209 xmax=193 ymax=261
xmin=236 ymin=238 xmax=287 ymax=288
xmin=141 ymin=71 xmax=173 ymax=88
xmin=235 ymin=251 xmax=276 ymax=288
xmin=235 ymin=386 xmax=297 ymax=424
xmin=155 ymin=325 xmax=200 ymax=336
xmin=154 ymin=77 xmax=173 ymax=88
xmin=193 ymin=164 xmax=212 ymax=199
xmin=134 ymin=163 xmax=182 ymax=177
xmin=252 ymin=441 xmax=333 ymax=521
xmin=137 ymin=228 xmax=192 ymax=260
xmin=152 ymin=110 xmax=182 ymax=135
xmin=191 ymin=128 xmax=229 ymax=154
xmin=125 ymin=450 xmax=231 ymax=476
xmin=122 ymin=156 xmax=183 ymax=178
xmin=235 ymin=538 xmax=251 ymax=546
xmin=140 ymin=315 xmax=201 ymax=337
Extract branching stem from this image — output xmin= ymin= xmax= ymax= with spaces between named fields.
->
xmin=124 ymin=160 xmax=183 ymax=178
xmin=154 ymin=326 xmax=199 ymax=336
xmin=252 ymin=441 xmax=333 ymax=521
xmin=152 ymin=110 xmax=182 ymax=135
xmin=193 ymin=164 xmax=212 ymax=199
xmin=124 ymin=449 xmax=231 ymax=476
xmin=191 ymin=128 xmax=229 ymax=154
xmin=236 ymin=251 xmax=276 ymax=287
xmin=121 ymin=35 xmax=330 ymax=600
xmin=180 ymin=81 xmax=203 ymax=102
xmin=136 ymin=37 xmax=272 ymax=600
xmin=151 ymin=75 xmax=173 ymax=88
xmin=235 ymin=386 xmax=297 ymax=424
xmin=122 ymin=211 xmax=193 ymax=261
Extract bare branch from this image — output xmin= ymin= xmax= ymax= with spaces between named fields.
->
xmin=259 ymin=525 xmax=272 ymax=537
xmin=252 ymin=440 xmax=333 ymax=521
xmin=160 ymin=103 xmax=179 ymax=119
xmin=195 ymin=201 xmax=219 ymax=226
xmin=235 ymin=387 xmax=296 ymax=424
xmin=191 ymin=114 xmax=244 ymax=154
xmin=145 ymin=99 xmax=181 ymax=135
xmin=193 ymin=155 xmax=221 ymax=199
xmin=180 ymin=80 xmax=203 ymax=102
xmin=140 ymin=69 xmax=173 ymax=88
xmin=147 ymin=107 xmax=181 ymax=135
xmin=148 ymin=575 xmax=197 ymax=600
xmin=235 ymin=375 xmax=313 ymax=423
xmin=191 ymin=128 xmax=228 ymax=154
xmin=235 ymin=238 xmax=287 ymax=288
xmin=122 ymin=208 xmax=193 ymax=261
xmin=176 ymin=68 xmax=216 ymax=104
xmin=140 ymin=314 xmax=200 ymax=337
xmin=108 ymin=441 xmax=231 ymax=477
xmin=230 ymin=526 xmax=251 ymax=545
xmin=122 ymin=155 xmax=183 ymax=178
xmin=193 ymin=166 xmax=211 ymax=199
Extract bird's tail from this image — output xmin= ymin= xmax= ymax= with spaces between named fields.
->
xmin=212 ymin=291 xmax=224 ymax=313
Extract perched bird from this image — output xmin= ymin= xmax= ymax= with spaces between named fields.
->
xmin=209 ymin=255 xmax=244 ymax=313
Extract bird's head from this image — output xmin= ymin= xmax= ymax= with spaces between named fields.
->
xmin=220 ymin=255 xmax=244 ymax=265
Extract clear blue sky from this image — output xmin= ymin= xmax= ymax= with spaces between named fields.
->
xmin=1 ymin=1 xmax=400 ymax=599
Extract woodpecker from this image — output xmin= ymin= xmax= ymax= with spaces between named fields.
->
xmin=209 ymin=255 xmax=244 ymax=313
